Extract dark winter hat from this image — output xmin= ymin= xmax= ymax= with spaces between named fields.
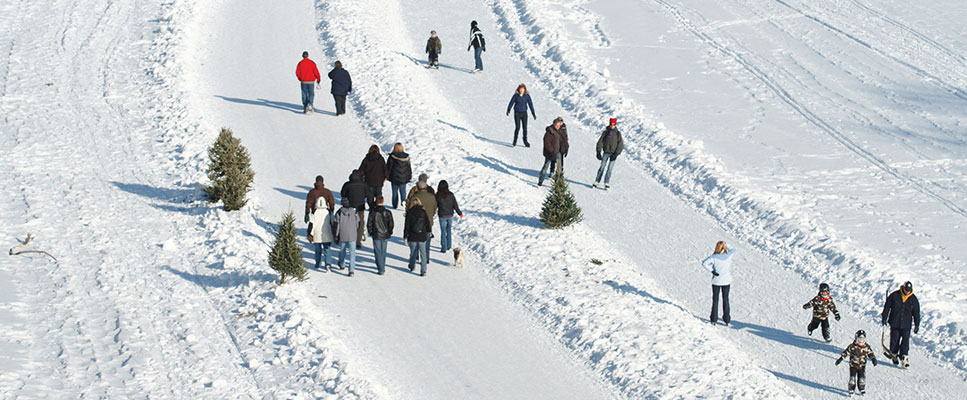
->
xmin=553 ymin=116 xmax=564 ymax=123
xmin=609 ymin=118 xmax=617 ymax=126
xmin=302 ymin=51 xmax=309 ymax=58
xmin=471 ymin=20 xmax=478 ymax=27
xmin=430 ymin=30 xmax=437 ymax=34
xmin=418 ymin=173 xmax=428 ymax=182
xmin=855 ymin=330 xmax=866 ymax=339
xmin=819 ymin=283 xmax=830 ymax=292
xmin=315 ymin=175 xmax=324 ymax=183
xmin=903 ymin=281 xmax=913 ymax=292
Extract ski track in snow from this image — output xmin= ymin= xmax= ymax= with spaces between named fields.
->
xmin=484 ymin=0 xmax=967 ymax=384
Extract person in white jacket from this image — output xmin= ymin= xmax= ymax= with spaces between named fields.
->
xmin=702 ymin=241 xmax=736 ymax=326
xmin=307 ymin=197 xmax=334 ymax=271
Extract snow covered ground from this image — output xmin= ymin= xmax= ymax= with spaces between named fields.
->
xmin=2 ymin=0 xmax=965 ymax=398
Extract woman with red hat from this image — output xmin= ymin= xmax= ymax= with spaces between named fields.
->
xmin=593 ymin=118 xmax=624 ymax=189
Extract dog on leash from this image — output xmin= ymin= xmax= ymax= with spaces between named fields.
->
xmin=452 ymin=247 xmax=464 ymax=268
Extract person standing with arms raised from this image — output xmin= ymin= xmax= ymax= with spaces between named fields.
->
xmin=295 ymin=51 xmax=321 ymax=114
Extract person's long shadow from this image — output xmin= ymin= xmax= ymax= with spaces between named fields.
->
xmin=473 ymin=210 xmax=543 ymax=229
xmin=729 ymin=320 xmax=843 ymax=355
xmin=111 ymin=181 xmax=208 ymax=215
xmin=162 ymin=265 xmax=276 ymax=289
xmin=601 ymin=280 xmax=692 ymax=315
xmin=465 ymin=155 xmax=591 ymax=188
xmin=766 ymin=369 xmax=850 ymax=396
xmin=215 ymin=95 xmax=336 ymax=116
xmin=398 ymin=52 xmax=474 ymax=73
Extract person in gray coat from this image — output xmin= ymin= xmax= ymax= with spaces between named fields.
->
xmin=332 ymin=197 xmax=360 ymax=276
xmin=593 ymin=118 xmax=624 ymax=189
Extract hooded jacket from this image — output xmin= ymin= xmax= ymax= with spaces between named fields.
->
xmin=328 ymin=67 xmax=352 ymax=96
xmin=359 ymin=152 xmax=388 ymax=186
xmin=367 ymin=205 xmax=394 ymax=240
xmin=404 ymin=205 xmax=431 ymax=242
xmin=386 ymin=152 xmax=412 ymax=184
xmin=332 ymin=205 xmax=360 ymax=243
xmin=305 ymin=181 xmax=335 ymax=217
xmin=596 ymin=127 xmax=624 ymax=160
xmin=882 ymin=289 xmax=921 ymax=330
xmin=407 ymin=188 xmax=438 ymax=227
xmin=468 ymin=26 xmax=485 ymax=50
xmin=542 ymin=123 xmax=569 ymax=160
xmin=340 ymin=171 xmax=367 ymax=211
xmin=307 ymin=205 xmax=334 ymax=244
xmin=701 ymin=249 xmax=737 ymax=286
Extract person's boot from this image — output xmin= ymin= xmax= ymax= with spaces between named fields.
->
xmin=348 ymin=271 xmax=354 ymax=277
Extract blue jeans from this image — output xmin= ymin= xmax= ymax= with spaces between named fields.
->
xmin=538 ymin=153 xmax=562 ymax=185
xmin=301 ymin=82 xmax=315 ymax=108
xmin=408 ymin=240 xmax=429 ymax=275
xmin=372 ymin=239 xmax=388 ymax=274
xmin=596 ymin=153 xmax=616 ymax=184
xmin=337 ymin=241 xmax=356 ymax=272
xmin=474 ymin=47 xmax=483 ymax=70
xmin=391 ymin=183 xmax=407 ymax=209
xmin=439 ymin=217 xmax=453 ymax=251
xmin=314 ymin=242 xmax=331 ymax=269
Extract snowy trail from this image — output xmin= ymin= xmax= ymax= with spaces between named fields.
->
xmin=183 ymin=0 xmax=617 ymax=398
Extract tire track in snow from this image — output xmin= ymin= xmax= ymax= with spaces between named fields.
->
xmin=653 ymin=0 xmax=967 ymax=219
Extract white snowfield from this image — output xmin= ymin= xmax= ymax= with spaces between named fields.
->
xmin=0 ymin=0 xmax=964 ymax=399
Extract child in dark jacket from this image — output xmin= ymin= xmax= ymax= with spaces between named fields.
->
xmin=835 ymin=330 xmax=877 ymax=395
xmin=426 ymin=31 xmax=442 ymax=68
xmin=802 ymin=282 xmax=841 ymax=342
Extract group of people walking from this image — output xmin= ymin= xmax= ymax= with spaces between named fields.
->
xmin=701 ymin=241 xmax=923 ymax=395
xmin=303 ymin=143 xmax=462 ymax=278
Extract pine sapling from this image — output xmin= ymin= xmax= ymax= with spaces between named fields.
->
xmin=540 ymin=171 xmax=583 ymax=229
xmin=203 ymin=127 xmax=255 ymax=211
xmin=268 ymin=210 xmax=307 ymax=284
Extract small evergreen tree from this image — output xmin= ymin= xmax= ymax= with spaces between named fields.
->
xmin=540 ymin=171 xmax=583 ymax=229
xmin=203 ymin=127 xmax=254 ymax=211
xmin=268 ymin=210 xmax=307 ymax=284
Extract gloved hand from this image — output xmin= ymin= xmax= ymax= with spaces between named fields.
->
xmin=871 ymin=358 xmax=878 ymax=366
xmin=835 ymin=314 xmax=841 ymax=321
xmin=506 ymin=111 xmax=510 ymax=116
xmin=712 ymin=271 xmax=720 ymax=277
xmin=802 ymin=303 xmax=810 ymax=310
xmin=882 ymin=320 xmax=888 ymax=326
xmin=596 ymin=153 xmax=602 ymax=161
xmin=532 ymin=114 xmax=536 ymax=119
xmin=304 ymin=211 xmax=310 ymax=223
xmin=459 ymin=214 xmax=464 ymax=218
xmin=914 ymin=326 xmax=919 ymax=334
xmin=835 ymin=358 xmax=842 ymax=366
xmin=610 ymin=154 xmax=619 ymax=161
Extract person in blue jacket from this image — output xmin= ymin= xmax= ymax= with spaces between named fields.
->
xmin=328 ymin=61 xmax=352 ymax=115
xmin=701 ymin=241 xmax=736 ymax=326
xmin=506 ymin=83 xmax=536 ymax=147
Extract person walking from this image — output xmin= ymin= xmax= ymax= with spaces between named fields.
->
xmin=802 ymin=283 xmax=841 ymax=343
xmin=340 ymin=169 xmax=367 ymax=247
xmin=882 ymin=281 xmax=920 ymax=368
xmin=359 ymin=145 xmax=388 ymax=211
xmin=367 ymin=196 xmax=394 ymax=275
xmin=538 ymin=117 xmax=569 ymax=186
xmin=404 ymin=198 xmax=432 ymax=276
xmin=386 ymin=143 xmax=412 ymax=209
xmin=593 ymin=118 xmax=624 ymax=190
xmin=467 ymin=20 xmax=486 ymax=73
xmin=506 ymin=84 xmax=536 ymax=147
xmin=835 ymin=330 xmax=878 ymax=396
xmin=435 ymin=180 xmax=463 ymax=253
xmin=296 ymin=51 xmax=321 ymax=114
xmin=307 ymin=197 xmax=334 ymax=271
xmin=407 ymin=177 xmax=437 ymax=250
xmin=426 ymin=30 xmax=442 ymax=69
xmin=328 ymin=60 xmax=352 ymax=115
xmin=332 ymin=197 xmax=360 ymax=277
xmin=701 ymin=241 xmax=736 ymax=326
xmin=305 ymin=175 xmax=335 ymax=223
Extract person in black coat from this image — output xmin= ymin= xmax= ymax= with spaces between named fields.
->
xmin=359 ymin=145 xmax=388 ymax=210
xmin=340 ymin=169 xmax=367 ymax=247
xmin=881 ymin=281 xmax=921 ymax=366
xmin=506 ymin=83 xmax=536 ymax=147
xmin=386 ymin=142 xmax=412 ymax=209
xmin=404 ymin=198 xmax=432 ymax=276
xmin=328 ymin=60 xmax=352 ymax=115
xmin=467 ymin=20 xmax=486 ymax=72
xmin=366 ymin=196 xmax=394 ymax=275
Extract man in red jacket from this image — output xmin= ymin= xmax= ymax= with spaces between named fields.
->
xmin=296 ymin=51 xmax=321 ymax=114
